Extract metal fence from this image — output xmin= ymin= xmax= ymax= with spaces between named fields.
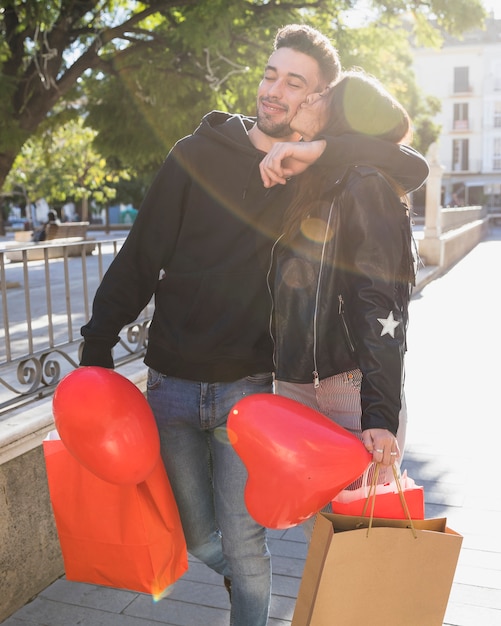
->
xmin=0 ymin=236 xmax=153 ymax=415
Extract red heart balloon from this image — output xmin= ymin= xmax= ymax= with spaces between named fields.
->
xmin=52 ymin=367 xmax=160 ymax=485
xmin=228 ymin=394 xmax=371 ymax=528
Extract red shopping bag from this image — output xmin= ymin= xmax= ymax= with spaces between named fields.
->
xmin=331 ymin=463 xmax=425 ymax=519
xmin=43 ymin=437 xmax=188 ymax=596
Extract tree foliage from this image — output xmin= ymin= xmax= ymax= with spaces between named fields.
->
xmin=6 ymin=116 xmax=129 ymax=210
xmin=0 ymin=0 xmax=486 ymax=215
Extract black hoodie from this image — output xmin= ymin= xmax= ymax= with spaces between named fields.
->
xmin=80 ymin=110 xmax=428 ymax=382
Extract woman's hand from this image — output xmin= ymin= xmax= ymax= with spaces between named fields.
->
xmin=362 ymin=428 xmax=400 ymax=466
xmin=259 ymin=139 xmax=327 ymax=187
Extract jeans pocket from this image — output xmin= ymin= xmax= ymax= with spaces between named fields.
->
xmin=146 ymin=368 xmax=164 ymax=391
xmin=245 ymin=372 xmax=274 ymax=385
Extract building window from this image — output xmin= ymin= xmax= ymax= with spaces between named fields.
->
xmin=494 ymin=138 xmax=501 ymax=170
xmin=494 ymin=62 xmax=501 ymax=91
xmin=452 ymin=139 xmax=469 ymax=171
xmin=453 ymin=103 xmax=469 ymax=130
xmin=494 ymin=102 xmax=501 ymax=128
xmin=454 ymin=67 xmax=470 ymax=93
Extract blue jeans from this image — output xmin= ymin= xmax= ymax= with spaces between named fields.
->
xmin=147 ymin=370 xmax=273 ymax=626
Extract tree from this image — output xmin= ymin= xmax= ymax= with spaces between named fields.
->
xmin=0 ymin=0 xmax=486 ymax=205
xmin=329 ymin=16 xmax=444 ymax=156
xmin=5 ymin=116 xmax=130 ymax=219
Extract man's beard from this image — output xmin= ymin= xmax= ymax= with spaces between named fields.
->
xmin=256 ymin=111 xmax=293 ymax=139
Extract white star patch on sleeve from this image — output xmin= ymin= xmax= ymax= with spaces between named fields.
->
xmin=377 ymin=310 xmax=400 ymax=338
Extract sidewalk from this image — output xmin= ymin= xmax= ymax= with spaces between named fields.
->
xmin=2 ymin=227 xmax=500 ymax=625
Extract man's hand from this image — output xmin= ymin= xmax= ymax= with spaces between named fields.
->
xmin=259 ymin=139 xmax=327 ymax=187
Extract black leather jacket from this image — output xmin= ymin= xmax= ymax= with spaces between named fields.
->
xmin=269 ymin=165 xmax=416 ymax=435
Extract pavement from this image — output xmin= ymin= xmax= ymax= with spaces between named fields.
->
xmin=2 ymin=225 xmax=501 ymax=626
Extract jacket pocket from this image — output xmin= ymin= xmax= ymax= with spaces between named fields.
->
xmin=338 ymin=294 xmax=356 ymax=354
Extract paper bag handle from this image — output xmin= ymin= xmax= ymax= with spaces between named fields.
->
xmin=364 ymin=463 xmax=417 ymax=539
xmin=360 ymin=463 xmax=403 ymax=516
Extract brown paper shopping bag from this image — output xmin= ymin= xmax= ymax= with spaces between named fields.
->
xmin=292 ymin=511 xmax=463 ymax=626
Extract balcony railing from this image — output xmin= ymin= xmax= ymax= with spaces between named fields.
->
xmin=452 ymin=85 xmax=473 ymax=95
xmin=0 ymin=235 xmax=153 ymax=415
xmin=453 ymin=119 xmax=469 ymax=131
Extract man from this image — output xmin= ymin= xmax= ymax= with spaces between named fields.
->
xmin=81 ymin=24 xmax=428 ymax=625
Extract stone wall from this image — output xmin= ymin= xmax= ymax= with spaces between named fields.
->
xmin=0 ymin=446 xmax=63 ymax=622
xmin=440 ymin=205 xmax=487 ymax=232
xmin=418 ymin=212 xmax=488 ymax=269
xmin=418 ymin=144 xmax=490 ymax=272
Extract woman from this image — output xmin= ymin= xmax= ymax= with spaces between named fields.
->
xmin=263 ymin=71 xmax=418 ymax=491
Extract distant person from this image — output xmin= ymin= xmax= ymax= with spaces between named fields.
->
xmin=32 ymin=209 xmax=60 ymax=243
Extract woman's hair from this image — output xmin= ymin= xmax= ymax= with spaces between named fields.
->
xmin=283 ymin=70 xmax=412 ymax=239
xmin=320 ymin=70 xmax=412 ymax=144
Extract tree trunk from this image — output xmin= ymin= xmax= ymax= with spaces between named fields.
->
xmin=0 ymin=152 xmax=18 ymax=194
xmin=81 ymin=197 xmax=89 ymax=222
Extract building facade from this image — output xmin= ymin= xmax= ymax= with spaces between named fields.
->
xmin=413 ymin=17 xmax=501 ymax=209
